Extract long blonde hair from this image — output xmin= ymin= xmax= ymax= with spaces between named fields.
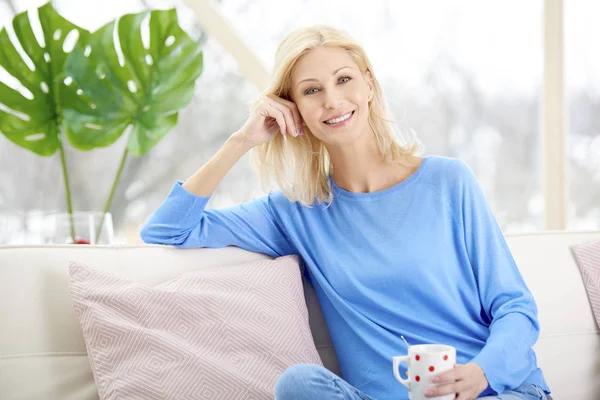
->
xmin=250 ymin=25 xmax=422 ymax=206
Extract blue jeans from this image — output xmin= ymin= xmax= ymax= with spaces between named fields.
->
xmin=274 ymin=364 xmax=551 ymax=400
xmin=479 ymin=383 xmax=551 ymax=400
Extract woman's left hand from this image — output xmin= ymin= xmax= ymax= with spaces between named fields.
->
xmin=424 ymin=363 xmax=488 ymax=400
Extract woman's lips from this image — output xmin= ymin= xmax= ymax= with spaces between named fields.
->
xmin=323 ymin=110 xmax=355 ymax=128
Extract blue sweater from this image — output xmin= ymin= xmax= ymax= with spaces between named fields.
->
xmin=140 ymin=155 xmax=549 ymax=399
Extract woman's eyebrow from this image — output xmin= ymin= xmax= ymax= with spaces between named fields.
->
xmin=296 ymin=66 xmax=353 ymax=88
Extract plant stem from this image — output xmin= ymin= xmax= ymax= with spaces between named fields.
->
xmin=96 ymin=146 xmax=129 ymax=242
xmin=58 ymin=135 xmax=76 ymax=241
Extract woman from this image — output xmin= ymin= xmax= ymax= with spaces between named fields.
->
xmin=141 ymin=25 xmax=551 ymax=400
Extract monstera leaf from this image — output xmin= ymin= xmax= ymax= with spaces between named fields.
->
xmin=59 ymin=8 xmax=203 ymax=156
xmin=0 ymin=3 xmax=89 ymax=156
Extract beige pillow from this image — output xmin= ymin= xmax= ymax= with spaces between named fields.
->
xmin=572 ymin=240 xmax=600 ymax=329
xmin=69 ymin=255 xmax=322 ymax=400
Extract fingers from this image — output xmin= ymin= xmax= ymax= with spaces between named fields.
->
xmin=432 ymin=366 xmax=462 ymax=385
xmin=262 ymin=102 xmax=287 ymax=137
xmin=426 ymin=364 xmax=485 ymax=400
xmin=425 ymin=380 xmax=467 ymax=398
xmin=266 ymin=95 xmax=303 ymax=136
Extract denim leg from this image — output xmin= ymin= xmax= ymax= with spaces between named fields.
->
xmin=274 ymin=364 xmax=374 ymax=400
xmin=478 ymin=383 xmax=550 ymax=400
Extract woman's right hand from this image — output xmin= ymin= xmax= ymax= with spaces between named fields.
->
xmin=233 ymin=94 xmax=304 ymax=148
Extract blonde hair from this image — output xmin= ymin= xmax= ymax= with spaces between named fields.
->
xmin=250 ymin=25 xmax=422 ymax=206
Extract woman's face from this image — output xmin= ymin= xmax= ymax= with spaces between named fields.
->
xmin=291 ymin=47 xmax=373 ymax=146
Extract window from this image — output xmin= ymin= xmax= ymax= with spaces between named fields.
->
xmin=1 ymin=0 xmax=596 ymax=243
xmin=566 ymin=0 xmax=600 ymax=229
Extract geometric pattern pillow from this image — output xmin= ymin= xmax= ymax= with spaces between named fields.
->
xmin=571 ymin=240 xmax=600 ymax=330
xmin=68 ymin=255 xmax=322 ymax=400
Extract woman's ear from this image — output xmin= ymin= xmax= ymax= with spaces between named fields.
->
xmin=366 ymin=70 xmax=374 ymax=101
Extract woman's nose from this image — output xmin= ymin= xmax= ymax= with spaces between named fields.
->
xmin=324 ymin=89 xmax=344 ymax=109
xmin=325 ymin=98 xmax=343 ymax=109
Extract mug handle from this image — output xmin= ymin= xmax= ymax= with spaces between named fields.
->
xmin=392 ymin=355 xmax=410 ymax=390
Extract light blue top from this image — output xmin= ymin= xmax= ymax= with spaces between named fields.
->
xmin=140 ymin=155 xmax=549 ymax=399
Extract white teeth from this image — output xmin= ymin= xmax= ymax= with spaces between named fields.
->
xmin=325 ymin=111 xmax=352 ymax=125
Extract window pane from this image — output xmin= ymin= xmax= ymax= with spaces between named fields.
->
xmin=218 ymin=0 xmax=543 ymax=232
xmin=566 ymin=0 xmax=600 ymax=229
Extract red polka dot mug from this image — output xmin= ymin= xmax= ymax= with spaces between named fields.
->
xmin=393 ymin=344 xmax=457 ymax=400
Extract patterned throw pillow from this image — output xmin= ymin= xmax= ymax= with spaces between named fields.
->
xmin=69 ymin=255 xmax=322 ymax=400
xmin=571 ymin=240 xmax=600 ymax=329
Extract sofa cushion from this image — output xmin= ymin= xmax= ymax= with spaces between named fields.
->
xmin=571 ymin=239 xmax=600 ymax=329
xmin=69 ymin=254 xmax=322 ymax=400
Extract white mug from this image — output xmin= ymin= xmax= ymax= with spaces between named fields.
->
xmin=393 ymin=344 xmax=457 ymax=400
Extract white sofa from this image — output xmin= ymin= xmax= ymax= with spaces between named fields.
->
xmin=1 ymin=231 xmax=599 ymax=400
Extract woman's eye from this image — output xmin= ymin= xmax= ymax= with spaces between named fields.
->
xmin=304 ymin=77 xmax=352 ymax=95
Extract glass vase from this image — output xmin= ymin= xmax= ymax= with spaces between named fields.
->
xmin=51 ymin=211 xmax=114 ymax=244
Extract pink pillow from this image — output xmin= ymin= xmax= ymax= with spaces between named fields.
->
xmin=572 ymin=240 xmax=600 ymax=329
xmin=69 ymin=255 xmax=322 ymax=400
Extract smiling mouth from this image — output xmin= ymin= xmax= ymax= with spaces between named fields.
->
xmin=323 ymin=110 xmax=355 ymax=126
